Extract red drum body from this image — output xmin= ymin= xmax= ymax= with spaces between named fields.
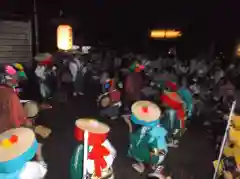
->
xmin=74 ymin=127 xmax=108 ymax=145
xmin=74 ymin=119 xmax=110 ymax=145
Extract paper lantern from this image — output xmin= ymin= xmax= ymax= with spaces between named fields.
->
xmin=150 ymin=30 xmax=182 ymax=39
xmin=57 ymin=25 xmax=73 ymax=50
xmin=236 ymin=44 xmax=240 ymax=57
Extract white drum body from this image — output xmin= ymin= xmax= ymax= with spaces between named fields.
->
xmin=87 ymin=139 xmax=116 ymax=175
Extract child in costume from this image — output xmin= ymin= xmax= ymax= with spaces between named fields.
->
xmin=128 ymin=101 xmax=168 ymax=178
xmin=0 ymin=127 xmax=47 ymax=179
xmin=71 ymin=119 xmax=116 ymax=179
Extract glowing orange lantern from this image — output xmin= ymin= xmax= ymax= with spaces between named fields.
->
xmin=236 ymin=44 xmax=240 ymax=57
xmin=57 ymin=25 xmax=73 ymax=50
xmin=150 ymin=30 xmax=182 ymax=39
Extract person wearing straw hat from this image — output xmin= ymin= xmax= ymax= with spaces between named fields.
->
xmin=160 ymin=90 xmax=186 ymax=147
xmin=128 ymin=101 xmax=169 ymax=178
xmin=34 ymin=53 xmax=54 ymax=108
xmin=0 ymin=127 xmax=47 ymax=178
xmin=0 ymin=86 xmax=48 ymax=168
xmin=71 ymin=119 xmax=116 ymax=179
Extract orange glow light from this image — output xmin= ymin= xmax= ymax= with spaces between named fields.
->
xmin=57 ymin=25 xmax=73 ymax=50
xmin=150 ymin=30 xmax=182 ymax=39
xmin=236 ymin=44 xmax=240 ymax=57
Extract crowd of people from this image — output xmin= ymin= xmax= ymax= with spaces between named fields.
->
xmin=0 ymin=48 xmax=240 ymax=179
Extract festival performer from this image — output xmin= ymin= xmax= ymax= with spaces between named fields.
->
xmin=128 ymin=101 xmax=169 ymax=178
xmin=71 ymin=119 xmax=116 ymax=179
xmin=160 ymin=90 xmax=186 ymax=147
xmin=123 ymin=61 xmax=144 ymax=112
xmin=0 ymin=128 xmax=47 ymax=178
xmin=0 ymin=86 xmax=47 ymax=166
xmin=177 ymin=77 xmax=193 ymax=120
xmin=34 ymin=53 xmax=54 ymax=105
xmin=69 ymin=54 xmax=86 ymax=96
xmin=98 ymin=75 xmax=122 ymax=120
xmin=153 ymin=70 xmax=178 ymax=93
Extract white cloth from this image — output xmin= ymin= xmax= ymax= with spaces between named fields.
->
xmin=69 ymin=58 xmax=85 ymax=81
xmin=69 ymin=61 xmax=78 ymax=82
xmin=35 ymin=66 xmax=46 ymax=80
xmin=20 ymin=162 xmax=47 ymax=179
xmin=40 ymin=82 xmax=50 ymax=98
xmin=0 ymin=162 xmax=47 ymax=179
xmin=87 ymin=140 xmax=116 ymax=174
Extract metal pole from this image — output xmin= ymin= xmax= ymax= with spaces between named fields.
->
xmin=33 ymin=0 xmax=39 ymax=54
xmin=213 ymin=101 xmax=236 ymax=179
xmin=83 ymin=131 xmax=89 ymax=179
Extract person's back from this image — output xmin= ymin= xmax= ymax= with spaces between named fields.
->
xmin=0 ymin=86 xmax=28 ymax=133
xmin=124 ymin=72 xmax=143 ymax=102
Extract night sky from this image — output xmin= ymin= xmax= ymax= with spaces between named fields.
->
xmin=0 ymin=0 xmax=239 ymax=54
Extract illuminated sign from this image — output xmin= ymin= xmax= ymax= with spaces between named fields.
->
xmin=150 ymin=30 xmax=182 ymax=39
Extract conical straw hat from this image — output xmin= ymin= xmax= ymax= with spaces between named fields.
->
xmin=75 ymin=119 xmax=110 ymax=134
xmin=34 ymin=53 xmax=52 ymax=62
xmin=131 ymin=101 xmax=161 ymax=123
xmin=0 ymin=128 xmax=38 ymax=173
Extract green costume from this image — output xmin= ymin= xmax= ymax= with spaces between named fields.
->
xmin=71 ymin=144 xmax=84 ymax=179
xmin=128 ymin=125 xmax=168 ymax=165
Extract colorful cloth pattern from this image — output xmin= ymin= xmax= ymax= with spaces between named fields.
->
xmin=128 ymin=125 xmax=167 ymax=165
xmin=70 ymin=140 xmax=116 ymax=179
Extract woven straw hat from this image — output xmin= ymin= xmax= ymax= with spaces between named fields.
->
xmin=131 ymin=101 xmax=161 ymax=123
xmin=75 ymin=119 xmax=110 ymax=134
xmin=0 ymin=128 xmax=37 ymax=173
xmin=23 ymin=101 xmax=39 ymax=118
xmin=34 ymin=53 xmax=52 ymax=62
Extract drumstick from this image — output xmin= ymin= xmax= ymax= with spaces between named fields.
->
xmin=83 ymin=131 xmax=89 ymax=179
xmin=20 ymin=100 xmax=31 ymax=103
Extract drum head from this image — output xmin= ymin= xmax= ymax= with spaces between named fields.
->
xmin=24 ymin=101 xmax=39 ymax=118
xmin=0 ymin=128 xmax=36 ymax=162
xmin=75 ymin=119 xmax=110 ymax=134
xmin=99 ymin=95 xmax=111 ymax=108
xmin=131 ymin=101 xmax=161 ymax=123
